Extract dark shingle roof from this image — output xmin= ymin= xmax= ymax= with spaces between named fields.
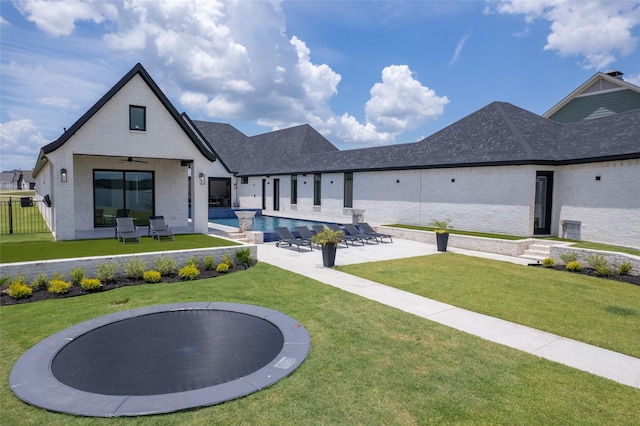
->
xmin=190 ymin=119 xmax=248 ymax=172
xmin=195 ymin=101 xmax=640 ymax=176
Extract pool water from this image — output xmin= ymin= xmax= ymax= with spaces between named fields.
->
xmin=210 ymin=216 xmax=326 ymax=232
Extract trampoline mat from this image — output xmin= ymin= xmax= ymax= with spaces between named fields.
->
xmin=51 ymin=310 xmax=285 ymax=395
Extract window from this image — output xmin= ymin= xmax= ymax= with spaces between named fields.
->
xmin=129 ymin=105 xmax=146 ymax=131
xmin=241 ymin=176 xmax=248 ymax=184
xmin=313 ymin=174 xmax=321 ymax=206
xmin=344 ymin=172 xmax=353 ymax=208
xmin=94 ymin=170 xmax=154 ymax=227
xmin=291 ymin=175 xmax=297 ymax=204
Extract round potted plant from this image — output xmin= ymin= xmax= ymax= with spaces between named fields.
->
xmin=428 ymin=219 xmax=453 ymax=252
xmin=312 ymin=226 xmax=344 ymax=267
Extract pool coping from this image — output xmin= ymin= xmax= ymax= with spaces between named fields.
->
xmin=9 ymin=302 xmax=311 ymax=417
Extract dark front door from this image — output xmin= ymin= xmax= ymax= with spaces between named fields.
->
xmin=261 ymin=179 xmax=266 ymax=210
xmin=273 ymin=178 xmax=280 ymax=211
xmin=534 ymin=171 xmax=553 ymax=235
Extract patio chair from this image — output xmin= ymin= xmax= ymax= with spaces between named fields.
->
xmin=275 ymin=227 xmax=312 ymax=251
xmin=295 ymin=226 xmax=320 ymax=249
xmin=116 ymin=217 xmax=140 ymax=244
xmin=149 ymin=216 xmax=174 ymax=241
xmin=326 ymin=223 xmax=364 ymax=246
xmin=359 ymin=222 xmax=393 ymax=243
xmin=343 ymin=223 xmax=378 ymax=244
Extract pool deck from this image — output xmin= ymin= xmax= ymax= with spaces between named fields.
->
xmin=257 ymin=237 xmax=640 ymax=390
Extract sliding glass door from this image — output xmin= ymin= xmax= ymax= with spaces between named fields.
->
xmin=94 ymin=170 xmax=154 ymax=227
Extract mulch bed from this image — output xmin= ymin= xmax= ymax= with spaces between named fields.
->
xmin=529 ymin=263 xmax=640 ymax=286
xmin=1 ymin=265 xmax=252 ymax=306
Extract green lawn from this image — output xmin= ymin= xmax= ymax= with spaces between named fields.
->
xmin=0 ymin=234 xmax=239 ymax=263
xmin=1 ymin=263 xmax=639 ymax=425
xmin=337 ymin=253 xmax=640 ymax=358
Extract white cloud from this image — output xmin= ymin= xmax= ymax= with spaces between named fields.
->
xmin=0 ymin=119 xmax=48 ymax=171
xmin=10 ymin=0 xmax=450 ymax=148
xmin=626 ymin=72 xmax=640 ymax=86
xmin=39 ymin=96 xmax=75 ymax=109
xmin=365 ymin=65 xmax=449 ymax=134
xmin=14 ymin=0 xmax=116 ymax=36
xmin=449 ymin=34 xmax=471 ymax=66
xmin=490 ymin=0 xmax=640 ymax=69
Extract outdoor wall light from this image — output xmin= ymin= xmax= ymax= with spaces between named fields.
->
xmin=396 ymin=179 xmax=400 ymax=183
xmin=451 ymin=178 xmax=456 ymax=183
xmin=199 ymin=172 xmax=206 ymax=185
xmin=595 ymin=176 xmax=601 ymax=181
xmin=61 ymin=168 xmax=67 ymax=183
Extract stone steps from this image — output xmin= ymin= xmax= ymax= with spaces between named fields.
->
xmin=226 ymin=231 xmax=250 ymax=244
xmin=520 ymin=241 xmax=558 ymax=262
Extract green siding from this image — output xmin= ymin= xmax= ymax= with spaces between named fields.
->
xmin=549 ymin=89 xmax=640 ymax=124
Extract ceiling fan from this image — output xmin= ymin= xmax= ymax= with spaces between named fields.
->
xmin=120 ymin=156 xmax=148 ymax=163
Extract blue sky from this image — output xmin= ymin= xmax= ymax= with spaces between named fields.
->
xmin=2 ymin=0 xmax=640 ymax=172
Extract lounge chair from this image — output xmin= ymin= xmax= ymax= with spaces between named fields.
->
xmin=295 ymin=226 xmax=320 ymax=249
xmin=359 ymin=222 xmax=393 ymax=243
xmin=325 ymin=223 xmax=363 ymax=246
xmin=275 ymin=227 xmax=313 ymax=251
xmin=149 ymin=216 xmax=174 ymax=241
xmin=116 ymin=217 xmax=140 ymax=244
xmin=343 ymin=223 xmax=378 ymax=244
xmin=312 ymin=224 xmax=352 ymax=247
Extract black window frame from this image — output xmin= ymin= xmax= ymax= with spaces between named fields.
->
xmin=291 ymin=175 xmax=298 ymax=204
xmin=93 ymin=169 xmax=155 ymax=227
xmin=129 ymin=105 xmax=146 ymax=131
xmin=313 ymin=174 xmax=321 ymax=206
xmin=240 ymin=176 xmax=249 ymax=184
xmin=343 ymin=172 xmax=353 ymax=208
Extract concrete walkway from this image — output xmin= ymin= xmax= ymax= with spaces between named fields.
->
xmin=257 ymin=238 xmax=640 ymax=389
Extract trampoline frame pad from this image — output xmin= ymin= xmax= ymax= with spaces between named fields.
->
xmin=9 ymin=302 xmax=311 ymax=417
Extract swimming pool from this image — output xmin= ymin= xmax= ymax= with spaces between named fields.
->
xmin=210 ymin=216 xmax=326 ymax=232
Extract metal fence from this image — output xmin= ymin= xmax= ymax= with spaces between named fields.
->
xmin=0 ymin=197 xmax=51 ymax=235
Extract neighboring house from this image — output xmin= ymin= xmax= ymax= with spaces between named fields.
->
xmin=0 ymin=170 xmax=34 ymax=190
xmin=32 ymin=64 xmax=216 ymax=241
xmin=32 ymin=65 xmax=639 ymax=248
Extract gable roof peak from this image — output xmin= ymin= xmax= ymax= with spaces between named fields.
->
xmin=34 ymin=63 xmax=215 ymax=176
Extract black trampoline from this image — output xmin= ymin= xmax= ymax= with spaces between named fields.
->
xmin=10 ymin=302 xmax=311 ymax=417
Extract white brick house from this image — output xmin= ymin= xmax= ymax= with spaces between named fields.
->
xmin=32 ymin=64 xmax=216 ymax=240
xmin=32 ymin=65 xmax=639 ymax=248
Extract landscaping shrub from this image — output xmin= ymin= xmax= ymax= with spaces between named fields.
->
xmin=203 ymin=255 xmax=215 ymax=271
xmin=185 ymin=256 xmax=199 ymax=268
xmin=566 ymin=261 xmax=583 ymax=272
xmin=69 ymin=267 xmax=86 ymax=286
xmin=541 ymin=257 xmax=555 ymax=267
xmin=619 ymin=261 xmax=632 ymax=275
xmin=586 ymin=254 xmax=609 ymax=270
xmin=143 ymin=270 xmax=162 ymax=283
xmin=235 ymin=248 xmax=252 ymax=266
xmin=178 ymin=264 xmax=200 ymax=281
xmin=30 ymin=273 xmax=48 ymax=290
xmin=153 ymin=256 xmax=178 ymax=276
xmin=124 ymin=258 xmax=147 ymax=280
xmin=221 ymin=252 xmax=234 ymax=267
xmin=48 ymin=279 xmax=71 ymax=294
xmin=80 ymin=278 xmax=101 ymax=292
xmin=51 ymin=271 xmax=66 ymax=281
xmin=559 ymin=252 xmax=579 ymax=265
xmin=595 ymin=265 xmax=613 ymax=278
xmin=216 ymin=263 xmax=230 ymax=273
xmin=9 ymin=282 xmax=32 ymax=299
xmin=96 ymin=262 xmax=119 ymax=283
